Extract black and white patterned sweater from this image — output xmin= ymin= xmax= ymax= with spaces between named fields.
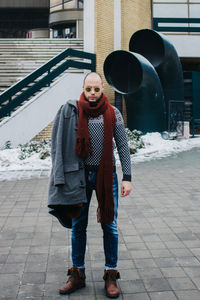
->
xmin=84 ymin=106 xmax=132 ymax=182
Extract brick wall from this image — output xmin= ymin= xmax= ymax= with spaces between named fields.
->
xmin=121 ymin=0 xmax=151 ymax=123
xmin=121 ymin=0 xmax=152 ymax=50
xmin=32 ymin=122 xmax=53 ymax=141
xmin=94 ymin=0 xmax=115 ymax=105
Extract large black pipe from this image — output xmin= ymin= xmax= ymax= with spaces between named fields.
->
xmin=104 ymin=50 xmax=166 ymax=133
xmin=129 ymin=29 xmax=184 ymax=121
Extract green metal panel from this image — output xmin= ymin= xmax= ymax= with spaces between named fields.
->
xmin=153 ymin=18 xmax=200 ymax=33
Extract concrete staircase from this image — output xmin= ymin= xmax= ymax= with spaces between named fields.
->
xmin=0 ymin=38 xmax=83 ymax=94
xmin=0 ymin=72 xmax=85 ymax=148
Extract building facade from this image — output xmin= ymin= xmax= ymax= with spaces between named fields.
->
xmin=152 ymin=0 xmax=200 ymax=71
xmin=84 ymin=0 xmax=152 ymax=103
xmin=0 ymin=0 xmax=200 ymax=139
xmin=152 ymin=0 xmax=200 ymax=125
xmin=0 ymin=0 xmax=49 ymax=38
xmin=49 ymin=0 xmax=84 ymax=38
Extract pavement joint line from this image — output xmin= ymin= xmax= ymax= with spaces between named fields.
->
xmin=0 ymin=148 xmax=200 ymax=299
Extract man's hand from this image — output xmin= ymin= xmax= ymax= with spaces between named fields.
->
xmin=121 ymin=181 xmax=132 ymax=197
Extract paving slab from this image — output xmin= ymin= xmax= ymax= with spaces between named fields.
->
xmin=0 ymin=148 xmax=200 ymax=299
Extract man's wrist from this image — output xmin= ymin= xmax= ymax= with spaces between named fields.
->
xmin=122 ymin=174 xmax=131 ymax=182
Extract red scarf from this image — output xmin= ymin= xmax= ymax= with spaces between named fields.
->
xmin=76 ymin=92 xmax=116 ymax=224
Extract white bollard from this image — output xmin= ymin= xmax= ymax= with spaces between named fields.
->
xmin=177 ymin=121 xmax=190 ymax=139
xmin=183 ymin=121 xmax=190 ymax=139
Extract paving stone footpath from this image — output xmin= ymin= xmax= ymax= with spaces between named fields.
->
xmin=0 ymin=148 xmax=200 ymax=300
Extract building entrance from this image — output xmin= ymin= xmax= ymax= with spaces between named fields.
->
xmin=52 ymin=23 xmax=76 ymax=38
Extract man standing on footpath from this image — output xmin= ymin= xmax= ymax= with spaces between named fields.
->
xmin=48 ymin=72 xmax=132 ymax=298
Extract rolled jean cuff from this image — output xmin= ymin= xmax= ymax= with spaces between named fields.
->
xmin=105 ymin=266 xmax=117 ymax=270
xmin=73 ymin=264 xmax=85 ymax=269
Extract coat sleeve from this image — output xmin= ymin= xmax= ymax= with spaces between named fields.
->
xmin=113 ymin=107 xmax=132 ymax=182
xmin=51 ymin=105 xmax=65 ymax=186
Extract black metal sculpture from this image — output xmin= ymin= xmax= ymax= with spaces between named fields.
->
xmin=103 ymin=29 xmax=184 ymax=133
xmin=104 ymin=50 xmax=166 ymax=132
xmin=129 ymin=29 xmax=184 ymax=122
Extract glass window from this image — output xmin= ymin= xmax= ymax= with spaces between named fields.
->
xmin=64 ymin=24 xmax=76 ymax=38
xmin=63 ymin=0 xmax=83 ymax=8
xmin=50 ymin=0 xmax=83 ymax=9
xmin=50 ymin=0 xmax=62 ymax=7
xmin=153 ymin=0 xmax=187 ymax=2
xmin=53 ymin=23 xmax=76 ymax=38
xmin=53 ymin=29 xmax=58 ymax=38
xmin=64 ymin=1 xmax=75 ymax=9
xmin=50 ymin=4 xmax=63 ymax=12
xmin=189 ymin=4 xmax=200 ymax=16
xmin=153 ymin=4 xmax=188 ymax=17
xmin=77 ymin=0 xmax=84 ymax=8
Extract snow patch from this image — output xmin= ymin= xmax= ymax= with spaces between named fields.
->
xmin=0 ymin=133 xmax=200 ymax=181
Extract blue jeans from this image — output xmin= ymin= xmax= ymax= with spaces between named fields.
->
xmin=71 ymin=171 xmax=119 ymax=269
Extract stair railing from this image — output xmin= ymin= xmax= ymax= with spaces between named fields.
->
xmin=0 ymin=48 xmax=96 ymax=119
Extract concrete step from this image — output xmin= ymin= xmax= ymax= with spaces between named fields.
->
xmin=0 ymin=38 xmax=84 ymax=93
xmin=0 ymin=52 xmax=63 ymax=60
xmin=0 ymin=69 xmax=82 ymax=78
xmin=0 ymin=68 xmax=83 ymax=84
xmin=0 ymin=59 xmax=84 ymax=65
xmin=0 ymin=48 xmax=83 ymax=53
xmin=0 ymin=61 xmax=52 ymax=65
xmin=0 ymin=43 xmax=82 ymax=46
xmin=0 ymin=48 xmax=82 ymax=53
xmin=0 ymin=66 xmax=36 ymax=70
xmin=0 ymin=45 xmax=83 ymax=49
xmin=0 ymin=68 xmax=37 ymax=73
xmin=0 ymin=50 xmax=77 ymax=54
xmin=0 ymin=53 xmax=83 ymax=57
xmin=0 ymin=44 xmax=83 ymax=49
xmin=0 ymin=41 xmax=83 ymax=44
xmin=0 ymin=62 xmax=81 ymax=70
xmin=0 ymin=38 xmax=83 ymax=43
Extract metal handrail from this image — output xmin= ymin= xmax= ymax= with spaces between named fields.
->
xmin=0 ymin=48 xmax=96 ymax=119
xmin=153 ymin=18 xmax=200 ymax=32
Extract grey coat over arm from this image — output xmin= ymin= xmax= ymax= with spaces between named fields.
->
xmin=48 ymin=100 xmax=87 ymax=228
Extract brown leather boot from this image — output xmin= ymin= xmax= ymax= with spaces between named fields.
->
xmin=59 ymin=267 xmax=86 ymax=295
xmin=103 ymin=270 xmax=120 ymax=298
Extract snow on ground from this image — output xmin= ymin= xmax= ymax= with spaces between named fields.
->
xmin=129 ymin=132 xmax=200 ymax=163
xmin=0 ymin=133 xmax=200 ymax=181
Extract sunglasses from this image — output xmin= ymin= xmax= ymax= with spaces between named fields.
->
xmin=85 ymin=86 xmax=100 ymax=93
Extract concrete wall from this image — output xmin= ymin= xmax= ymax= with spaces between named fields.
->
xmin=29 ymin=29 xmax=49 ymax=38
xmin=49 ymin=9 xmax=83 ymax=25
xmin=84 ymin=0 xmax=95 ymax=53
xmin=0 ymin=72 xmax=85 ymax=149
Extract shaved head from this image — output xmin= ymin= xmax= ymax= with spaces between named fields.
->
xmin=83 ymin=72 xmax=103 ymax=85
xmin=83 ymin=72 xmax=104 ymax=102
